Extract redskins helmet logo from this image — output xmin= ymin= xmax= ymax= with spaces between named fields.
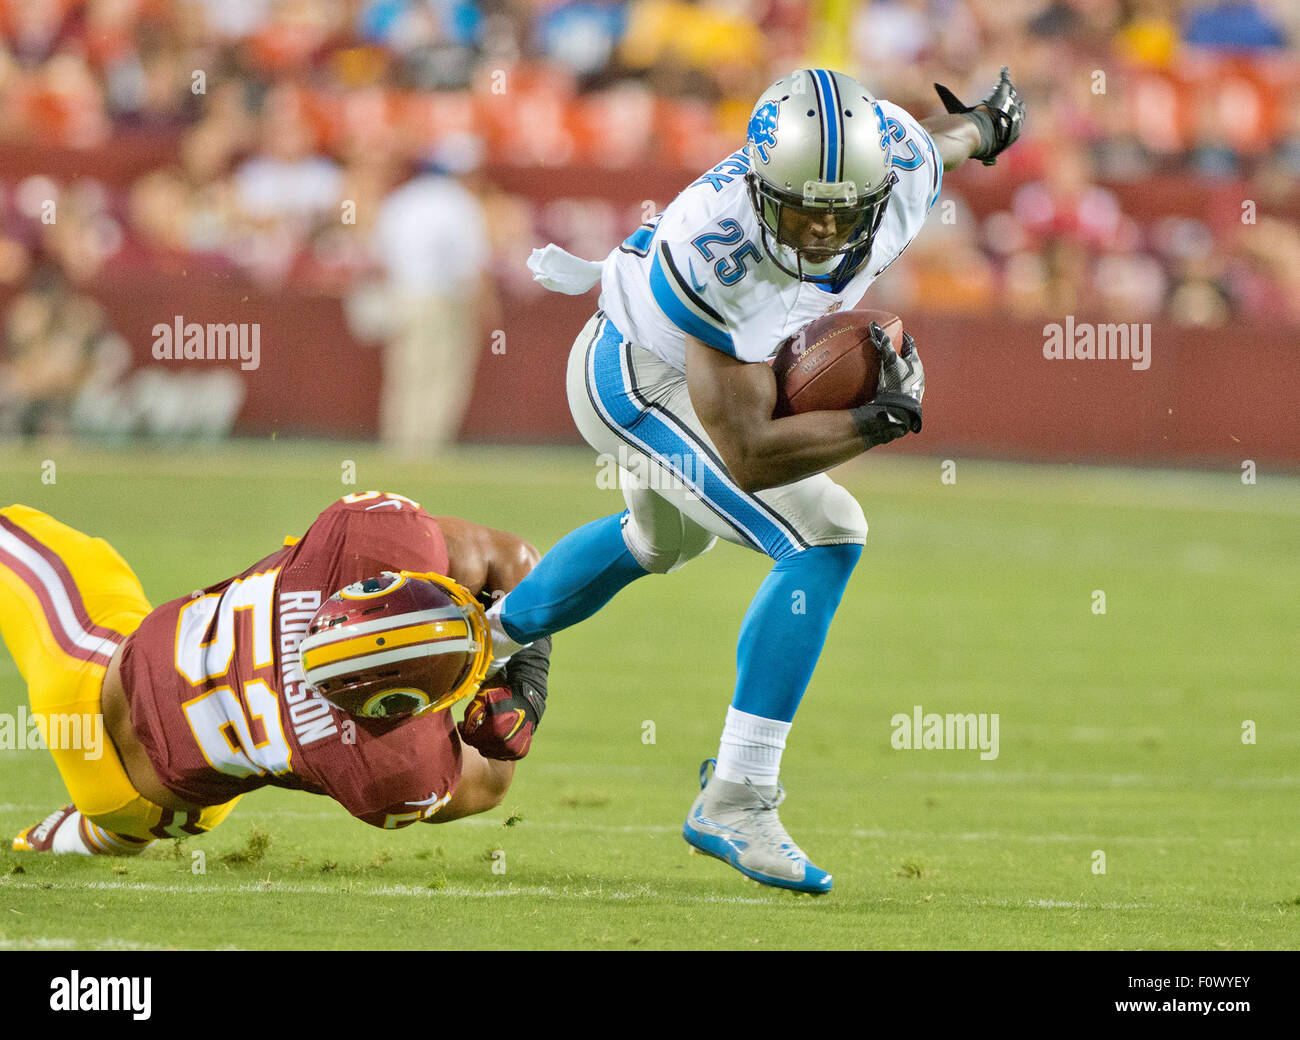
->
xmin=358 ymin=687 xmax=431 ymax=719
xmin=338 ymin=573 xmax=408 ymax=600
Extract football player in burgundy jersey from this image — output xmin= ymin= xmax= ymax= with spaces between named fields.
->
xmin=0 ymin=492 xmax=550 ymax=856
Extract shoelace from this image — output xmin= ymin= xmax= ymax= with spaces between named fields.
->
xmin=29 ymin=806 xmax=73 ymax=845
xmin=739 ymin=779 xmax=804 ymax=857
xmin=742 ymin=776 xmax=786 ymax=811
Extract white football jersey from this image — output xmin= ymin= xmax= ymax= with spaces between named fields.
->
xmin=598 ymin=100 xmax=942 ymax=371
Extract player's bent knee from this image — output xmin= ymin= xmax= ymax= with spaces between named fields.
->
xmin=672 ymin=530 xmax=717 ymax=572
xmin=817 ymin=484 xmax=868 ymax=545
xmin=619 ymin=513 xmax=669 ymax=573
xmin=620 ymin=510 xmax=711 ymax=574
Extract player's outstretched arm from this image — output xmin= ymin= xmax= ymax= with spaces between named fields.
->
xmin=922 ymin=66 xmax=1025 ymax=170
xmin=921 ymin=113 xmax=984 ymax=171
xmin=685 ymin=331 xmax=919 ymax=493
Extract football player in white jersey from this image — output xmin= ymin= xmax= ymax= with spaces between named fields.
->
xmin=487 ymin=68 xmax=1025 ymax=893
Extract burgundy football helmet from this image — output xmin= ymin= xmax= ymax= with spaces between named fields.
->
xmin=299 ymin=571 xmax=491 ymax=720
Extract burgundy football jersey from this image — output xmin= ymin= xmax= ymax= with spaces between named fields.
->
xmin=120 ymin=492 xmax=466 ymax=828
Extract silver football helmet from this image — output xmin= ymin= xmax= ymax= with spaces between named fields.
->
xmin=745 ymin=69 xmax=896 ymax=285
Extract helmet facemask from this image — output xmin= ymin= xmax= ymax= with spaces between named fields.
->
xmin=746 ymin=168 xmax=896 ymax=284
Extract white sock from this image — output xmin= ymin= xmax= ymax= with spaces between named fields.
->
xmin=714 ymin=707 xmax=790 ymax=787
xmin=48 ymin=810 xmax=151 ymax=855
xmin=49 ymin=810 xmax=94 ymax=854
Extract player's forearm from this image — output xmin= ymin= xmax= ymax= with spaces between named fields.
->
xmin=920 ymin=113 xmax=983 ymax=171
xmin=686 ymin=335 xmax=884 ymax=491
xmin=728 ymin=411 xmax=872 ymax=492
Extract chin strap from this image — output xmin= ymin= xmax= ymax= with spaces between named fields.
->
xmin=801 ymin=243 xmax=872 ymax=293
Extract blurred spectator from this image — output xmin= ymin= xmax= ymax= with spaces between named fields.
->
xmin=1231 ymin=215 xmax=1300 ymax=324
xmin=304 ymin=142 xmax=400 ymax=287
xmin=230 ymin=86 xmax=345 ymax=281
xmin=370 ymin=134 xmax=499 ymax=454
xmin=0 ymin=265 xmax=110 ymax=436
xmin=362 ymin=0 xmax=486 ymax=90
xmin=1003 ymin=144 xmax=1127 ymax=316
xmin=1094 ymin=245 xmax=1168 ymax=318
xmin=1185 ymin=90 xmax=1244 ymax=178
xmin=233 ymin=88 xmax=342 ymax=219
xmin=897 ymin=193 xmax=997 ymax=313
xmin=1183 ymin=0 xmax=1289 ymax=51
xmin=620 ymin=0 xmax=764 ymax=104
xmin=1012 ymin=144 xmax=1123 ymax=252
xmin=854 ymin=0 xmax=932 ymax=69
xmin=1166 ymin=254 xmax=1232 ymax=326
xmin=40 ymin=177 xmax=123 ymax=284
xmin=1270 ymin=101 xmax=1300 ymax=176
xmin=1115 ymin=0 xmax=1180 ymax=69
xmin=534 ymin=1 xmax=629 ymax=85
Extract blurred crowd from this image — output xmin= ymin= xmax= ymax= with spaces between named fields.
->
xmin=1 ymin=0 xmax=1298 ymax=434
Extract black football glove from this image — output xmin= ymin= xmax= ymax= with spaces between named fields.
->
xmin=934 ymin=66 xmax=1025 ymax=166
xmin=459 ymin=636 xmax=551 ymax=761
xmin=850 ymin=323 xmax=923 ymax=446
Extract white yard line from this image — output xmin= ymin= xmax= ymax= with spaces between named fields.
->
xmin=1 ymin=877 xmax=774 ymax=905
xmin=0 ymin=935 xmax=240 ymax=950
xmin=0 ymin=879 xmax=1204 ymax=915
xmin=965 ymin=898 xmax=1157 ymax=911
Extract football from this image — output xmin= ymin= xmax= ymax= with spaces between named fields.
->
xmin=771 ymin=309 xmax=903 ymax=417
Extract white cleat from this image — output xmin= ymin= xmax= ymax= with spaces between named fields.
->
xmin=681 ymin=759 xmax=832 ymax=894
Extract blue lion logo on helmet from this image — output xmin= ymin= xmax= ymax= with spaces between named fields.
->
xmin=747 ymin=101 xmax=780 ymax=164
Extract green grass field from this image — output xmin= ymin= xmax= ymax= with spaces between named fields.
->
xmin=0 ymin=442 xmax=1297 ymax=950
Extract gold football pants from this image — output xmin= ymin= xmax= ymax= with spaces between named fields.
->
xmin=0 ymin=505 xmax=239 ymax=842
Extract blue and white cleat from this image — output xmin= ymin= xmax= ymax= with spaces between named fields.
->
xmin=682 ymin=759 xmax=832 ymax=894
